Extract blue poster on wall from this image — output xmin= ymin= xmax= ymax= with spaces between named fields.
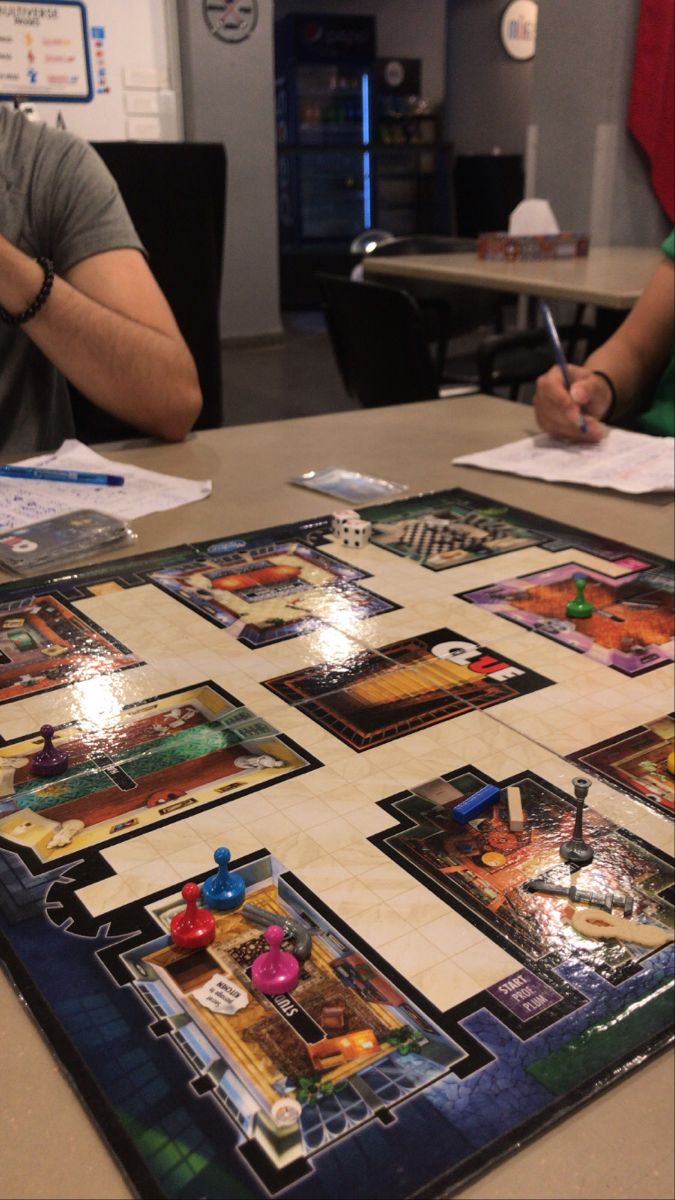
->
xmin=0 ymin=0 xmax=93 ymax=103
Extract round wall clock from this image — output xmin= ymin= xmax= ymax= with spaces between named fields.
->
xmin=203 ymin=0 xmax=259 ymax=43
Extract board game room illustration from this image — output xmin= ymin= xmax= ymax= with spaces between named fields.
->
xmin=0 ymin=683 xmax=317 ymax=860
xmin=0 ymin=489 xmax=673 ymax=1200
xmin=0 ymin=593 xmax=140 ymax=701
xmin=149 ymin=539 xmax=397 ymax=647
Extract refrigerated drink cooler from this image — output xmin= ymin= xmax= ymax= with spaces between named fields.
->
xmin=275 ymin=13 xmax=375 ymax=307
xmin=275 ymin=13 xmax=454 ymax=309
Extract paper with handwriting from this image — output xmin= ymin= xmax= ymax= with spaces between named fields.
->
xmin=0 ymin=439 xmax=211 ymax=534
xmin=453 ymin=429 xmax=674 ymax=495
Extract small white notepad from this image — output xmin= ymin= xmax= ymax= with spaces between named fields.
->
xmin=453 ymin=429 xmax=675 ymax=495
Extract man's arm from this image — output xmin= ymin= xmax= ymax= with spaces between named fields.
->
xmin=534 ymin=256 xmax=674 ymax=441
xmin=0 ymin=233 xmax=203 ymax=441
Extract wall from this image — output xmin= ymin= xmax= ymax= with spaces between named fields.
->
xmin=529 ymin=0 xmax=669 ymax=246
xmin=444 ymin=0 xmax=533 ymax=155
xmin=274 ymin=0 xmax=447 ymax=106
xmin=177 ymin=0 xmax=281 ymax=340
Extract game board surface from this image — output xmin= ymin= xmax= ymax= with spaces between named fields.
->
xmin=0 ymin=488 xmax=673 ymax=1200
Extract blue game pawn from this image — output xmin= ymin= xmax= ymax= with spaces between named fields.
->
xmin=201 ymin=847 xmax=246 ymax=911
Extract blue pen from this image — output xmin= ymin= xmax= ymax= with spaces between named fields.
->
xmin=0 ymin=465 xmax=125 ymax=486
xmin=539 ymin=301 xmax=588 ymax=433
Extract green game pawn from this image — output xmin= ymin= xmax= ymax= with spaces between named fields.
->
xmin=566 ymin=575 xmax=594 ymax=619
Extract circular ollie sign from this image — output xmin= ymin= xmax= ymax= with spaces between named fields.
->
xmin=500 ymin=0 xmax=538 ymax=61
xmin=384 ymin=60 xmax=406 ymax=89
xmin=203 ymin=0 xmax=259 ymax=43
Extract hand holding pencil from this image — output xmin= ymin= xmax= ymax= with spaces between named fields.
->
xmin=534 ymin=363 xmax=613 ymax=442
xmin=534 ymin=304 xmax=613 ymax=442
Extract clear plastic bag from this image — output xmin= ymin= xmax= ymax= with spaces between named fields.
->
xmin=0 ymin=509 xmax=135 ymax=575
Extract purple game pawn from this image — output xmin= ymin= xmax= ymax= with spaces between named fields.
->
xmin=31 ymin=724 xmax=69 ymax=777
xmin=251 ymin=924 xmax=300 ymax=996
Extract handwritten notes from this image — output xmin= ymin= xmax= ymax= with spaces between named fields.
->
xmin=0 ymin=440 xmax=211 ymax=534
xmin=453 ymin=429 xmax=674 ymax=494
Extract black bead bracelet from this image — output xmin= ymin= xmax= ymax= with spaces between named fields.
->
xmin=0 ymin=257 xmax=55 ymax=325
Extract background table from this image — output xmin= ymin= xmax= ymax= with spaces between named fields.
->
xmin=362 ymin=246 xmax=662 ymax=311
xmin=0 ymin=396 xmax=672 ymax=1200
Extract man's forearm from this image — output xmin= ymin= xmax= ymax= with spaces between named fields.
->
xmin=26 ymin=275 xmax=201 ymax=440
xmin=0 ymin=236 xmax=45 ymax=313
xmin=0 ymin=236 xmax=202 ymax=441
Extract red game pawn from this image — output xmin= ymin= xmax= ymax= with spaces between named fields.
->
xmin=170 ymin=882 xmax=216 ymax=949
xmin=31 ymin=724 xmax=69 ymax=777
xmin=251 ymin=924 xmax=300 ymax=995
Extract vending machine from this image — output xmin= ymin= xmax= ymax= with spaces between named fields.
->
xmin=275 ymin=13 xmax=376 ymax=305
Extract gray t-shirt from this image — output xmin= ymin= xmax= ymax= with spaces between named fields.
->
xmin=0 ymin=107 xmax=144 ymax=456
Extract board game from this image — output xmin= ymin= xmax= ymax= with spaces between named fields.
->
xmin=0 ymin=487 xmax=673 ymax=1200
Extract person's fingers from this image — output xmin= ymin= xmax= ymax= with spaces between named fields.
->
xmin=535 ymin=365 xmax=613 ymax=439
xmin=535 ymin=387 xmax=606 ymax=441
xmin=570 ymin=377 xmax=613 ymax=421
xmin=580 ymin=416 xmax=609 ymax=442
xmin=535 ymin=383 xmax=584 ymax=437
xmin=570 ymin=380 xmax=592 ymax=409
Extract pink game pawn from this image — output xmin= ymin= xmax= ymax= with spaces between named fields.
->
xmin=251 ymin=924 xmax=300 ymax=995
xmin=170 ymin=882 xmax=215 ymax=949
xmin=31 ymin=724 xmax=69 ymax=777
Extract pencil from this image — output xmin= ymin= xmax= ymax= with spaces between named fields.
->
xmin=539 ymin=301 xmax=588 ymax=433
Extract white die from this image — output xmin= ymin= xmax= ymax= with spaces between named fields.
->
xmin=331 ymin=509 xmax=359 ymax=536
xmin=341 ymin=518 xmax=372 ymax=548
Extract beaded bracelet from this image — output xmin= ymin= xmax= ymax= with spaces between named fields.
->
xmin=591 ymin=369 xmax=618 ymax=422
xmin=0 ymin=257 xmax=55 ymax=325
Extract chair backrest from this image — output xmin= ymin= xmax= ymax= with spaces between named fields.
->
xmin=365 ymin=233 xmax=505 ymax=340
xmin=476 ymin=325 xmax=597 ymax=399
xmin=317 ymin=273 xmax=439 ymax=408
xmin=69 ymin=141 xmax=226 ymax=443
xmin=368 ymin=235 xmax=477 ymax=258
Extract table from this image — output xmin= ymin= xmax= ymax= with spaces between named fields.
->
xmin=0 ymin=397 xmax=673 ymax=1200
xmin=362 ymin=246 xmax=662 ymax=311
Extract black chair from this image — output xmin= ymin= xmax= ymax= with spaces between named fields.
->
xmin=317 ymin=273 xmax=477 ymax=408
xmin=476 ymin=323 xmax=597 ymax=400
xmin=68 ymin=141 xmax=226 ymax=443
xmin=366 ymin=234 xmax=509 ymax=378
xmin=367 ymin=235 xmax=478 ymax=257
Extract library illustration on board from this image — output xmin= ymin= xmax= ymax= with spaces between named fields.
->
xmin=0 ymin=487 xmax=672 ymax=1199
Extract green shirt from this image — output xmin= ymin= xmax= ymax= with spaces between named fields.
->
xmin=638 ymin=229 xmax=674 ymax=437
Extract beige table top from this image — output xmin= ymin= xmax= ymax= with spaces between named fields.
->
xmin=0 ymin=396 xmax=673 ymax=1200
xmin=363 ymin=245 xmax=662 ymax=309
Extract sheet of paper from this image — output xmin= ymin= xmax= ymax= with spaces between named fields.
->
xmin=453 ymin=429 xmax=675 ymax=495
xmin=0 ymin=439 xmax=212 ymax=534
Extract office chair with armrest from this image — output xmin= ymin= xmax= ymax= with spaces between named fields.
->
xmin=476 ymin=324 xmax=597 ymax=401
xmin=317 ymin=273 xmax=477 ymax=408
xmin=366 ymin=235 xmax=510 ymax=378
xmin=367 ymin=235 xmax=478 ymax=257
xmin=68 ymin=141 xmax=226 ymax=444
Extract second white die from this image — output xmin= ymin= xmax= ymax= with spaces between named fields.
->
xmin=331 ymin=508 xmax=359 ymax=536
xmin=340 ymin=518 xmax=372 ymax=548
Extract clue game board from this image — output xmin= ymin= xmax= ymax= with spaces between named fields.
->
xmin=0 ymin=488 xmax=673 ymax=1200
